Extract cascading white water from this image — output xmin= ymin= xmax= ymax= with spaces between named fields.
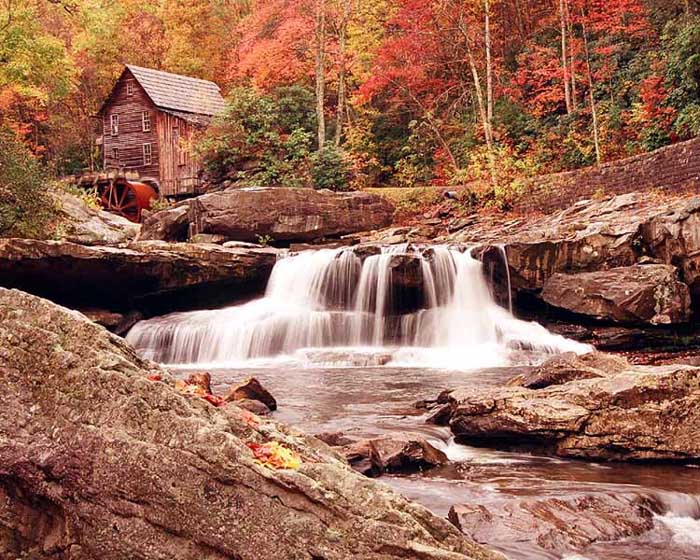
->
xmin=127 ymin=245 xmax=589 ymax=368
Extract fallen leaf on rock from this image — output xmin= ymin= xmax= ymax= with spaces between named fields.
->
xmin=147 ymin=374 xmax=162 ymax=382
xmin=175 ymin=379 xmax=207 ymax=397
xmin=239 ymin=409 xmax=260 ymax=428
xmin=203 ymin=393 xmax=225 ymax=407
xmin=175 ymin=379 xmax=226 ymax=407
xmin=247 ymin=441 xmax=302 ymax=470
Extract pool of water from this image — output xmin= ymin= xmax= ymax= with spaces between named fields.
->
xmin=174 ymin=364 xmax=700 ymax=560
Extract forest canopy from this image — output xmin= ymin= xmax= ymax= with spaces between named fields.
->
xmin=2 ymin=0 xmax=700 ymax=199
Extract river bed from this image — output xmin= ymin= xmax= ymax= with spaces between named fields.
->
xmin=175 ymin=363 xmax=700 ymax=560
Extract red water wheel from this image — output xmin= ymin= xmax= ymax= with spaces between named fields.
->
xmin=99 ymin=180 xmax=156 ymax=223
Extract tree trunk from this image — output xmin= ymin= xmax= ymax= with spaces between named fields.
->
xmin=580 ymin=6 xmax=601 ymax=163
xmin=315 ymin=0 xmax=327 ymax=151
xmin=334 ymin=0 xmax=349 ymax=147
xmin=484 ymin=0 xmax=493 ymax=126
xmin=567 ymin=0 xmax=577 ymax=109
xmin=560 ymin=0 xmax=572 ymax=114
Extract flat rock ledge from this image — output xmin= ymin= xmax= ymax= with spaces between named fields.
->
xmin=0 ymin=288 xmax=501 ymax=560
xmin=434 ymin=352 xmax=700 ymax=462
xmin=0 ymin=238 xmax=277 ymax=312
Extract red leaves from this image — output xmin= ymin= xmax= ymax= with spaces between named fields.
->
xmin=147 ymin=374 xmax=163 ymax=382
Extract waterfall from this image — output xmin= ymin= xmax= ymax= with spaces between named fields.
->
xmin=127 ymin=245 xmax=589 ymax=368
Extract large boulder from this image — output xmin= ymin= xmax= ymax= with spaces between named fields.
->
xmin=139 ymin=201 xmax=191 ymax=242
xmin=0 ymin=238 xmax=276 ymax=312
xmin=541 ymin=265 xmax=691 ymax=325
xmin=0 ymin=289 xmax=501 ymax=560
xmin=189 ymin=187 xmax=395 ymax=243
xmin=439 ymin=353 xmax=700 ymax=461
xmin=56 ymin=191 xmax=140 ymax=245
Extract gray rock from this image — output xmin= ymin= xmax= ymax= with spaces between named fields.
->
xmin=0 ymin=238 xmax=276 ymax=311
xmin=57 ymin=191 xmax=139 ymax=245
xmin=189 ymin=187 xmax=395 ymax=243
xmin=139 ymin=201 xmax=191 ymax=242
xmin=541 ymin=265 xmax=691 ymax=325
xmin=442 ymin=352 xmax=700 ymax=461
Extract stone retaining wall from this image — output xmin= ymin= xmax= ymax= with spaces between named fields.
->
xmin=513 ymin=136 xmax=700 ymax=214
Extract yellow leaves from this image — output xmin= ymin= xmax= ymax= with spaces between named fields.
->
xmin=247 ymin=441 xmax=302 ymax=470
xmin=174 ymin=379 xmax=225 ymax=407
xmin=175 ymin=379 xmax=207 ymax=397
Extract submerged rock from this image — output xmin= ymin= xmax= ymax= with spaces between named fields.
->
xmin=449 ymin=491 xmax=661 ymax=555
xmin=441 ymin=352 xmax=700 ymax=461
xmin=189 ymin=187 xmax=395 ymax=243
xmin=336 ymin=435 xmax=448 ymax=477
xmin=0 ymin=238 xmax=276 ymax=312
xmin=0 ymin=288 xmax=501 ymax=560
xmin=541 ymin=265 xmax=691 ymax=325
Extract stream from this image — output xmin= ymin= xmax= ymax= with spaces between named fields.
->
xmin=127 ymin=246 xmax=700 ymax=559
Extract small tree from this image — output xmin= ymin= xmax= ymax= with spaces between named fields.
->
xmin=0 ymin=128 xmax=59 ymax=239
xmin=310 ymin=146 xmax=352 ymax=191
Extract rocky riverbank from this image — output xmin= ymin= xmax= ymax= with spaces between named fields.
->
xmin=428 ymin=351 xmax=700 ymax=462
xmin=0 ymin=288 xmax=502 ymax=560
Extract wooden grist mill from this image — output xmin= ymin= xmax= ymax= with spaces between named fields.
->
xmin=74 ymin=65 xmax=225 ymax=222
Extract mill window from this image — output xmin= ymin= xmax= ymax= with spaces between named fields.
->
xmin=110 ymin=114 xmax=119 ymax=136
xmin=143 ymin=143 xmax=152 ymax=166
xmin=142 ymin=111 xmax=151 ymax=132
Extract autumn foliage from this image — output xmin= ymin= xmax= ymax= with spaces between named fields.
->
xmin=3 ymin=0 xmax=700 ymax=207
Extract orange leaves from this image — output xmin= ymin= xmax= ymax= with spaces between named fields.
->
xmin=247 ymin=441 xmax=302 ymax=470
xmin=174 ymin=379 xmax=226 ymax=407
xmin=239 ymin=409 xmax=261 ymax=428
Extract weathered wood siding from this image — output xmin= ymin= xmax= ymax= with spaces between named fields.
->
xmin=156 ymin=113 xmax=203 ymax=197
xmin=101 ymin=71 xmax=160 ymax=181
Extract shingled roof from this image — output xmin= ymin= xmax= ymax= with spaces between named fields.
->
xmin=99 ymin=65 xmax=226 ymax=118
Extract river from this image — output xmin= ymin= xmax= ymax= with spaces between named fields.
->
xmin=127 ymin=245 xmax=700 ymax=559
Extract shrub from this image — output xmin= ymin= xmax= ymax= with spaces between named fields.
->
xmin=198 ymin=86 xmax=315 ymax=188
xmin=0 ymin=128 xmax=60 ymax=239
xmin=310 ymin=146 xmax=352 ymax=191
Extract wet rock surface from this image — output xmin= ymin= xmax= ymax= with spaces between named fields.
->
xmin=440 ymin=352 xmax=700 ymax=461
xmin=448 ymin=491 xmax=661 ymax=555
xmin=0 ymin=238 xmax=277 ymax=313
xmin=541 ymin=265 xmax=691 ymax=325
xmin=0 ymin=288 xmax=501 ymax=560
xmin=189 ymin=187 xmax=395 ymax=243
xmin=224 ymin=377 xmax=277 ymax=411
